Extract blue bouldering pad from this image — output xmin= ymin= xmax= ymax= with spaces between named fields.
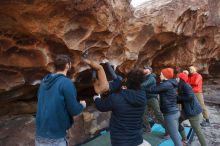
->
xmin=78 ymin=123 xmax=194 ymax=146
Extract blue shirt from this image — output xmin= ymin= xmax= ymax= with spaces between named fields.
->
xmin=36 ymin=74 xmax=83 ymax=139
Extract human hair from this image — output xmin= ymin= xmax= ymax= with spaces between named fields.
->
xmin=126 ymin=69 xmax=145 ymax=90
xmin=189 ymin=65 xmax=199 ymax=74
xmin=54 ymin=54 xmax=71 ymax=71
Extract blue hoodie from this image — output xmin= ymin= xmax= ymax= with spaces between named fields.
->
xmin=94 ymin=89 xmax=146 ymax=146
xmin=36 ymin=74 xmax=83 ymax=139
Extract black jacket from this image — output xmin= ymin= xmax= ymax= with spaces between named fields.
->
xmin=178 ymin=80 xmax=202 ymax=118
xmin=147 ymin=79 xmax=179 ymax=114
xmin=94 ymin=89 xmax=146 ymax=146
xmin=141 ymin=73 xmax=158 ymax=99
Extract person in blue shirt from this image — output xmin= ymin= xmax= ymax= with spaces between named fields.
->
xmin=36 ymin=54 xmax=86 ymax=146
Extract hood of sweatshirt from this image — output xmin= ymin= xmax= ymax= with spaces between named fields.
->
xmin=168 ymin=79 xmax=178 ymax=88
xmin=41 ymin=74 xmax=65 ymax=90
xmin=121 ymin=89 xmax=146 ymax=107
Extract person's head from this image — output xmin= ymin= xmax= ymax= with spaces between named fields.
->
xmin=54 ymin=54 xmax=71 ymax=72
xmin=126 ymin=69 xmax=145 ymax=90
xmin=182 ymin=70 xmax=189 ymax=76
xmin=143 ymin=66 xmax=153 ymax=75
xmin=189 ymin=66 xmax=197 ymax=74
xmin=160 ymin=68 xmax=174 ymax=81
xmin=177 ymin=73 xmax=188 ymax=83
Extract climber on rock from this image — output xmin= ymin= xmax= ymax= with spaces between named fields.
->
xmin=81 ymin=49 xmax=123 ymax=94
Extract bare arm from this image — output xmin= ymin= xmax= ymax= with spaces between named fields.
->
xmin=83 ymin=59 xmax=109 ymax=94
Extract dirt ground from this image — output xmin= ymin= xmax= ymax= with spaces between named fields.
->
xmin=190 ymin=104 xmax=220 ymax=146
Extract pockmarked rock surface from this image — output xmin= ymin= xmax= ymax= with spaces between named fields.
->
xmin=0 ymin=105 xmax=219 ymax=146
xmin=0 ymin=0 xmax=220 ymax=145
xmin=0 ymin=106 xmax=110 ymax=146
xmin=0 ymin=0 xmax=220 ymax=114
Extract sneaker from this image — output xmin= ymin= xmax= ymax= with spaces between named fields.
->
xmin=200 ymin=119 xmax=211 ymax=127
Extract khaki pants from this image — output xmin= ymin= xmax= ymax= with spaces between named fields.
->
xmin=179 ymin=114 xmax=207 ymax=146
xmin=189 ymin=114 xmax=207 ymax=146
xmin=195 ymin=92 xmax=209 ymax=119
xmin=143 ymin=98 xmax=165 ymax=132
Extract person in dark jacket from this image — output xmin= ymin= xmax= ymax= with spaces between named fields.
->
xmin=36 ymin=55 xmax=86 ymax=146
xmin=177 ymin=73 xmax=207 ymax=146
xmin=141 ymin=66 xmax=165 ymax=133
xmin=147 ymin=68 xmax=182 ymax=146
xmin=93 ymin=69 xmax=151 ymax=146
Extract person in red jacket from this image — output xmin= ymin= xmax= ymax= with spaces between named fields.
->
xmin=188 ymin=66 xmax=210 ymax=126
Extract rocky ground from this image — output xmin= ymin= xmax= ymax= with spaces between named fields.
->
xmin=0 ymin=104 xmax=219 ymax=146
xmin=0 ymin=0 xmax=220 ymax=145
xmin=190 ymin=104 xmax=220 ymax=146
xmin=0 ymin=106 xmax=111 ymax=146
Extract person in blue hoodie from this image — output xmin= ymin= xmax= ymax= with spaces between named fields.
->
xmin=147 ymin=68 xmax=182 ymax=146
xmin=177 ymin=73 xmax=207 ymax=146
xmin=92 ymin=69 xmax=151 ymax=146
xmin=36 ymin=55 xmax=86 ymax=146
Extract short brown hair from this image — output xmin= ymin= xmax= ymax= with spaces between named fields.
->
xmin=54 ymin=54 xmax=71 ymax=71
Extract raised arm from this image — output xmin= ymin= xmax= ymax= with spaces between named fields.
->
xmin=141 ymin=77 xmax=156 ymax=90
xmin=147 ymin=82 xmax=170 ymax=94
xmin=83 ymin=59 xmax=109 ymax=94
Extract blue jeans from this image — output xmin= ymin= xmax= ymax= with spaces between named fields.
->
xmin=35 ymin=136 xmax=68 ymax=146
xmin=164 ymin=111 xmax=182 ymax=146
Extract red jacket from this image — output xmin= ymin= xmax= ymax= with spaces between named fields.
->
xmin=188 ymin=73 xmax=203 ymax=93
